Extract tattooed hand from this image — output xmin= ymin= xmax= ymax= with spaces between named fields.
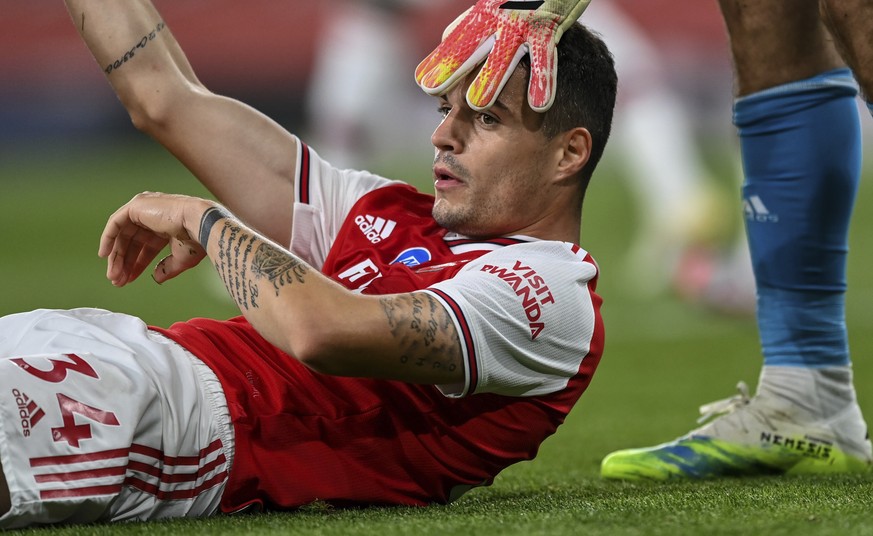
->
xmin=98 ymin=192 xmax=214 ymax=286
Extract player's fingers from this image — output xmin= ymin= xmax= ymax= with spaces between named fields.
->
xmin=101 ymin=192 xmax=194 ymax=254
xmin=99 ymin=197 xmax=157 ymax=262
xmin=108 ymin=225 xmax=167 ymax=286
xmin=125 ymin=232 xmax=170 ymax=284
xmin=105 ymin=220 xmax=146 ymax=285
xmin=98 ymin=204 xmax=134 ymax=259
xmin=101 ymin=191 xmax=198 ymax=284
xmin=153 ymin=238 xmax=205 ymax=284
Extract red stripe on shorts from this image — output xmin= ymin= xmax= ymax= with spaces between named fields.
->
xmin=128 ymin=453 xmax=227 ymax=483
xmin=125 ymin=470 xmax=228 ymax=500
xmin=130 ymin=438 xmax=223 ymax=465
xmin=31 ymin=439 xmax=226 ymax=501
xmin=34 ymin=465 xmax=126 ymax=483
xmin=30 ymin=448 xmax=129 ymax=467
xmin=39 ymin=484 xmax=122 ymax=499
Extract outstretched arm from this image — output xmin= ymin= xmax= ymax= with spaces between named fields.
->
xmin=65 ymin=1 xmax=299 ymax=245
xmin=99 ymin=192 xmax=465 ymax=385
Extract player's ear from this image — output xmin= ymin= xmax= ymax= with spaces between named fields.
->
xmin=554 ymin=127 xmax=591 ymax=181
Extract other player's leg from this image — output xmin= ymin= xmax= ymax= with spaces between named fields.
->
xmin=601 ymin=0 xmax=872 ymax=480
xmin=819 ymin=0 xmax=873 ymax=115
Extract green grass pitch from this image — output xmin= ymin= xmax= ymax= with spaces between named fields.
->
xmin=0 ymin=139 xmax=871 ymax=535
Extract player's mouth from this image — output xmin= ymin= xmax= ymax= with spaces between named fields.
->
xmin=433 ymin=164 xmax=465 ymax=191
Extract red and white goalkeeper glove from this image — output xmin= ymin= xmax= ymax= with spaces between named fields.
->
xmin=414 ymin=0 xmax=592 ymax=112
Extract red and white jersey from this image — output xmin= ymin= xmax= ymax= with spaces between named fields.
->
xmin=154 ymin=140 xmax=605 ymax=512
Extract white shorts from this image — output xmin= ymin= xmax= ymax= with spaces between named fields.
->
xmin=0 ymin=308 xmax=234 ymax=529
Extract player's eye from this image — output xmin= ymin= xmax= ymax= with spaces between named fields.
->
xmin=437 ymin=105 xmax=451 ymax=118
xmin=478 ymin=112 xmax=498 ymax=125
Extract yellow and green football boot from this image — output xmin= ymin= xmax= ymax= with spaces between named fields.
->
xmin=601 ymin=382 xmax=872 ymax=480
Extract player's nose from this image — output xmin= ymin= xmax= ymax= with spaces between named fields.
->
xmin=431 ymin=110 xmax=464 ymax=153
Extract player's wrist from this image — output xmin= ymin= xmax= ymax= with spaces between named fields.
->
xmin=195 ymin=203 xmax=233 ymax=251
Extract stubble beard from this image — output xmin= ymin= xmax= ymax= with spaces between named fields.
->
xmin=432 ymin=197 xmax=485 ymax=237
xmin=433 ymin=198 xmax=466 ymax=233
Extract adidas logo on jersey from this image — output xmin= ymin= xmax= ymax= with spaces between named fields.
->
xmin=743 ymin=195 xmax=779 ymax=223
xmin=11 ymin=388 xmax=45 ymax=437
xmin=355 ymin=215 xmax=397 ymax=244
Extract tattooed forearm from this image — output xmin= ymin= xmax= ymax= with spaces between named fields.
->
xmin=251 ymin=243 xmax=308 ymax=295
xmin=380 ymin=293 xmax=461 ymax=373
xmin=103 ymin=21 xmax=166 ymax=75
xmin=215 ymin=222 xmax=256 ymax=309
xmin=212 ymin=219 xmax=308 ymax=311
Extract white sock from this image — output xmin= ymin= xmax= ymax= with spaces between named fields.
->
xmin=756 ymin=365 xmax=858 ymax=421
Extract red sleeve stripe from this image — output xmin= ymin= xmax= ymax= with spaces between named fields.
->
xmin=297 ymin=141 xmax=312 ymax=205
xmin=429 ymin=288 xmax=478 ymax=394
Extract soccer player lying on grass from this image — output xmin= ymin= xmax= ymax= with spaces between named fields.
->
xmin=0 ymin=0 xmax=613 ymax=528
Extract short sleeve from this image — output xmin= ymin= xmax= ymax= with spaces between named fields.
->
xmin=289 ymin=139 xmax=404 ymax=269
xmin=425 ymin=241 xmax=601 ymax=398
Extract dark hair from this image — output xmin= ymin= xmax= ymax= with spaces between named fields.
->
xmin=520 ymin=23 xmax=617 ymax=184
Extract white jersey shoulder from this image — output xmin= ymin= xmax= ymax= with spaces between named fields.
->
xmin=289 ymin=138 xmax=404 ymax=269
xmin=426 ymin=241 xmax=600 ymax=398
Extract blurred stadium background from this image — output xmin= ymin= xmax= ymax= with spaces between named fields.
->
xmin=0 ymin=1 xmax=732 ymax=144
xmin=1 ymin=0 xmax=872 ymax=503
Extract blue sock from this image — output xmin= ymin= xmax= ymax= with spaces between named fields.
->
xmin=733 ymin=68 xmax=862 ymax=368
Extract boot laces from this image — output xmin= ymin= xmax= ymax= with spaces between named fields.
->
xmin=697 ymin=381 xmax=751 ymax=425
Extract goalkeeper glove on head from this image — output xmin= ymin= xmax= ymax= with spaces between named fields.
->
xmin=414 ymin=0 xmax=592 ymax=112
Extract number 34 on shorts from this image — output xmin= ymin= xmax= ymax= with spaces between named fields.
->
xmin=0 ymin=352 xmax=157 ymax=498
xmin=8 ymin=353 xmax=121 ymax=445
